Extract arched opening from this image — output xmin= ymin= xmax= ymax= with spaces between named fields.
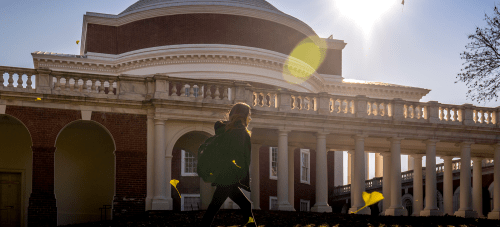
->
xmin=401 ymin=193 xmax=413 ymax=216
xmin=171 ymin=131 xmax=212 ymax=211
xmin=0 ymin=114 xmax=32 ymax=227
xmin=54 ymin=120 xmax=115 ymax=226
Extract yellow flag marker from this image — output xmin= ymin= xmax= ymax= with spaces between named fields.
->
xmin=351 ymin=191 xmax=384 ymax=214
xmin=245 ymin=217 xmax=255 ymax=225
xmin=170 ymin=179 xmax=181 ymax=198
xmin=76 ymin=40 xmax=80 ymax=44
xmin=233 ymin=160 xmax=241 ymax=168
xmin=36 ymin=97 xmax=41 ymax=101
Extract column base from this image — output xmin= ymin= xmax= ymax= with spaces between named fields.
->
xmin=349 ymin=206 xmax=371 ymax=215
xmin=311 ymin=204 xmax=332 ymax=213
xmin=454 ymin=210 xmax=478 ymax=218
xmin=277 ymin=202 xmax=295 ymax=211
xmin=152 ymin=197 xmax=173 ymax=210
xmin=488 ymin=210 xmax=500 ymax=220
xmin=385 ymin=207 xmax=408 ymax=216
xmin=420 ymin=209 xmax=443 ymax=216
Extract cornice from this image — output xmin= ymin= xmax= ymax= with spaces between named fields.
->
xmin=325 ymin=82 xmax=430 ymax=102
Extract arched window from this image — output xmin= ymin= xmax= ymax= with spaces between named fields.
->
xmin=404 ymin=199 xmax=413 ymax=216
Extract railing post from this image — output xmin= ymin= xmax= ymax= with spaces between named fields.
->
xmin=317 ymin=92 xmax=330 ymax=115
xmin=354 ymin=95 xmax=367 ymax=118
xmin=427 ymin=101 xmax=440 ymax=123
xmin=462 ymin=104 xmax=475 ymax=126
xmin=392 ymin=98 xmax=405 ymax=121
xmin=153 ymin=74 xmax=169 ymax=99
xmin=35 ymin=67 xmax=52 ymax=94
xmin=233 ymin=82 xmax=252 ymax=105
xmin=495 ymin=107 xmax=500 ymax=128
xmin=278 ymin=90 xmax=292 ymax=112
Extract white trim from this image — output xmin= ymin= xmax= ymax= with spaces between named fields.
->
xmin=300 ymin=149 xmax=310 ymax=184
xmin=180 ymin=194 xmax=200 ymax=211
xmin=269 ymin=196 xmax=278 ymax=210
xmin=181 ymin=150 xmax=198 ymax=176
xmin=300 ymin=199 xmax=310 ymax=212
xmin=269 ymin=147 xmax=277 ymax=180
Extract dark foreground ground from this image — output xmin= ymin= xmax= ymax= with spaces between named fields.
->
xmin=60 ymin=210 xmax=500 ymax=227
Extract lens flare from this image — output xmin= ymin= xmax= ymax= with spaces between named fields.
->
xmin=283 ymin=36 xmax=327 ymax=85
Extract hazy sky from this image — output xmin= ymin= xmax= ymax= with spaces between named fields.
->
xmin=0 ymin=0 xmax=496 ymax=184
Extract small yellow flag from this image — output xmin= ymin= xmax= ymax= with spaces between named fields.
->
xmin=246 ymin=217 xmax=255 ymax=225
xmin=351 ymin=191 xmax=384 ymax=214
xmin=233 ymin=160 xmax=241 ymax=168
xmin=36 ymin=97 xmax=41 ymax=101
xmin=170 ymin=179 xmax=181 ymax=198
xmin=76 ymin=40 xmax=80 ymax=44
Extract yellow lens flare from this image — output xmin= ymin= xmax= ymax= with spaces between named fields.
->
xmin=76 ymin=40 xmax=80 ymax=45
xmin=36 ymin=97 xmax=41 ymax=101
xmin=283 ymin=36 xmax=327 ymax=85
xmin=233 ymin=160 xmax=241 ymax=168
xmin=170 ymin=179 xmax=181 ymax=198
xmin=351 ymin=191 xmax=384 ymax=214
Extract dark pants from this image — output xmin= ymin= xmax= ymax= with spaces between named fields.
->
xmin=200 ymin=184 xmax=256 ymax=227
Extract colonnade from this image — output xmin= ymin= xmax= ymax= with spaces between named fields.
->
xmin=146 ymin=120 xmax=500 ymax=220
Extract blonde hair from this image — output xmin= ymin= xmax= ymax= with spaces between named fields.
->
xmin=224 ymin=102 xmax=252 ymax=136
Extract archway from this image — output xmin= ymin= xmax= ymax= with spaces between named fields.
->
xmin=0 ymin=114 xmax=32 ymax=227
xmin=401 ymin=193 xmax=413 ymax=216
xmin=54 ymin=120 xmax=115 ymax=225
xmin=171 ymin=130 xmax=213 ymax=211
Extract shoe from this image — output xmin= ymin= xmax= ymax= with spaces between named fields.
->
xmin=243 ymin=217 xmax=257 ymax=227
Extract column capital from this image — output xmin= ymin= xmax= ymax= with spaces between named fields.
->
xmin=387 ymin=137 xmax=404 ymax=143
xmin=352 ymin=134 xmax=368 ymax=140
xmin=147 ymin=108 xmax=155 ymax=118
xmin=315 ymin=131 xmax=329 ymax=138
xmin=278 ymin=129 xmax=291 ymax=135
xmin=154 ymin=119 xmax=166 ymax=125
xmin=471 ymin=157 xmax=484 ymax=162
xmin=411 ymin=154 xmax=425 ymax=159
xmin=380 ymin=151 xmax=391 ymax=157
xmin=442 ymin=156 xmax=454 ymax=161
xmin=455 ymin=141 xmax=474 ymax=148
xmin=423 ymin=139 xmax=440 ymax=145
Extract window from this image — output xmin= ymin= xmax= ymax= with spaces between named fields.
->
xmin=181 ymin=194 xmax=200 ymax=211
xmin=269 ymin=147 xmax=278 ymax=180
xmin=269 ymin=196 xmax=278 ymax=210
xmin=300 ymin=199 xmax=310 ymax=212
xmin=403 ymin=199 xmax=412 ymax=216
xmin=300 ymin=149 xmax=310 ymax=184
xmin=181 ymin=150 xmax=198 ymax=176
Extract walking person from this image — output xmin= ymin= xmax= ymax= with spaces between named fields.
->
xmin=199 ymin=103 xmax=257 ymax=227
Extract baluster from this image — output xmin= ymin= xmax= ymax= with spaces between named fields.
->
xmin=270 ymin=93 xmax=276 ymax=108
xmin=473 ymin=110 xmax=478 ymax=123
xmin=367 ymin=102 xmax=372 ymax=115
xmin=82 ymin=78 xmax=88 ymax=92
xmin=180 ymin=83 xmax=186 ymax=97
xmin=197 ymin=85 xmax=203 ymax=98
xmin=439 ymin=107 xmax=444 ymax=121
xmin=222 ymin=86 xmax=228 ymax=100
xmin=306 ymin=97 xmax=311 ymax=110
xmin=7 ymin=73 xmax=14 ymax=87
xmin=349 ymin=100 xmax=355 ymax=114
xmin=374 ymin=102 xmax=379 ymax=116
xmin=90 ymin=79 xmax=97 ymax=93
xmin=416 ymin=105 xmax=421 ymax=119
xmin=451 ymin=108 xmax=456 ymax=121
xmin=26 ymin=74 xmax=33 ymax=89
xmin=171 ymin=82 xmax=178 ymax=96
xmin=0 ymin=72 xmax=5 ymax=88
xmin=445 ymin=108 xmax=451 ymax=121
xmin=257 ymin=93 xmax=263 ymax=106
xmin=188 ymin=83 xmax=195 ymax=98
xmin=480 ymin=110 xmax=485 ymax=123
xmin=404 ymin=105 xmax=408 ymax=118
xmin=99 ymin=79 xmax=105 ymax=94
xmin=252 ymin=92 xmax=258 ymax=106
xmin=71 ymin=77 xmax=77 ymax=91
xmin=54 ymin=76 xmax=62 ymax=90
xmin=214 ymin=85 xmax=221 ymax=100
xmin=205 ymin=85 xmax=212 ymax=99
xmin=486 ymin=111 xmax=491 ymax=124
xmin=17 ymin=73 xmax=24 ymax=88
xmin=379 ymin=103 xmax=385 ymax=116
xmin=334 ymin=100 xmax=340 ymax=113
xmin=109 ymin=79 xmax=115 ymax=94
xmin=65 ymin=77 xmax=71 ymax=91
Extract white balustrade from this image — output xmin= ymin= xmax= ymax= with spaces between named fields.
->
xmin=291 ymin=94 xmax=316 ymax=112
xmin=404 ymin=102 xmax=427 ymax=121
xmin=1 ymin=68 xmax=36 ymax=92
xmin=473 ymin=108 xmax=496 ymax=125
xmin=168 ymin=79 xmax=232 ymax=102
xmin=252 ymin=90 xmax=277 ymax=109
xmin=330 ymin=97 xmax=355 ymax=116
xmin=52 ymin=75 xmax=117 ymax=96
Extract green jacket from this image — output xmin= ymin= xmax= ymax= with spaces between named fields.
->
xmin=210 ymin=121 xmax=251 ymax=191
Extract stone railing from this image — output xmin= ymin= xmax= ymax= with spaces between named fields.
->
xmin=2 ymin=66 xmax=500 ymax=128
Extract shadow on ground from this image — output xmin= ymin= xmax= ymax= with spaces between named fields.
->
xmin=59 ymin=210 xmax=500 ymax=227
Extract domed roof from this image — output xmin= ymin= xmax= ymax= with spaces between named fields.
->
xmin=120 ymin=0 xmax=283 ymax=16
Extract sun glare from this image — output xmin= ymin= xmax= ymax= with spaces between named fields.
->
xmin=334 ymin=0 xmax=398 ymax=35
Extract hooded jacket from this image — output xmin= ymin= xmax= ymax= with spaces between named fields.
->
xmin=210 ymin=120 xmax=251 ymax=191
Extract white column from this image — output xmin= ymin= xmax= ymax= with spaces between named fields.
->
xmin=408 ymin=156 xmax=415 ymax=171
xmin=412 ymin=154 xmax=423 ymax=216
xmin=288 ymin=145 xmax=296 ymax=210
xmin=385 ymin=137 xmax=407 ymax=216
xmin=348 ymin=152 xmax=352 ymax=185
xmin=349 ymin=150 xmax=355 ymax=207
xmin=250 ymin=143 xmax=261 ymax=210
xmin=421 ymin=140 xmax=442 ymax=216
xmin=472 ymin=157 xmax=484 ymax=217
xmin=381 ymin=152 xmax=391 ymax=214
xmin=365 ymin=152 xmax=370 ymax=180
xmin=443 ymin=156 xmax=454 ymax=215
xmin=312 ymin=132 xmax=332 ymax=212
xmin=277 ymin=129 xmax=294 ymax=211
xmin=334 ymin=150 xmax=344 ymax=186
xmin=488 ymin=144 xmax=500 ymax=219
xmin=152 ymin=119 xmax=172 ymax=210
xmin=146 ymin=110 xmax=155 ymax=211
xmin=454 ymin=142 xmax=477 ymax=218
xmin=375 ymin=153 xmax=383 ymax=178
xmin=348 ymin=135 xmax=370 ymax=215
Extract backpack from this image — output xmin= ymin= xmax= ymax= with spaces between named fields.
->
xmin=197 ymin=127 xmax=229 ymax=183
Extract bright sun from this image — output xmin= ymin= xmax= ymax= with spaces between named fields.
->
xmin=334 ymin=0 xmax=399 ymax=35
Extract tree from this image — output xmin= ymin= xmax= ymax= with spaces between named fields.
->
xmin=457 ymin=6 xmax=500 ymax=103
